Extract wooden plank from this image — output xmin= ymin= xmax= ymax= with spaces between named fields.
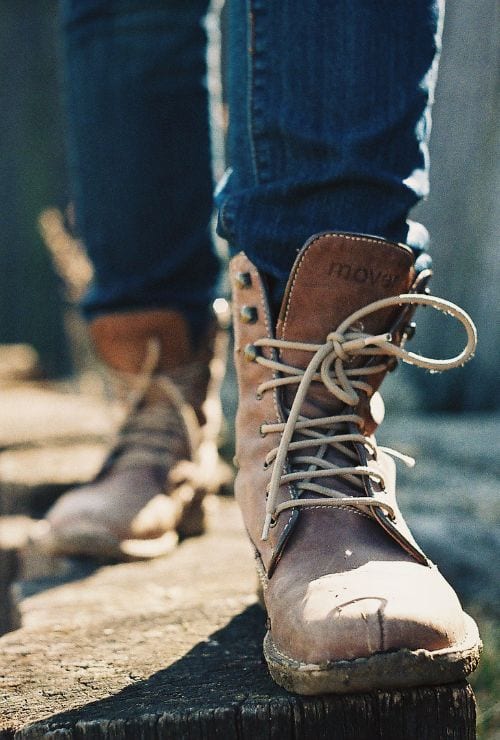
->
xmin=0 ymin=500 xmax=476 ymax=739
xmin=0 ymin=384 xmax=114 ymax=517
xmin=0 ymin=345 xmax=41 ymax=386
xmin=0 ymin=386 xmax=118 ymax=450
xmin=0 ymin=443 xmax=107 ymax=517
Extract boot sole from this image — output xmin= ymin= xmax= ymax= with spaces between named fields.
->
xmin=262 ymin=614 xmax=482 ymax=695
xmin=33 ymin=449 xmax=234 ymax=562
xmin=33 ymin=527 xmax=180 ymax=562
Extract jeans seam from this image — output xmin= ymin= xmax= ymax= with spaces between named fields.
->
xmin=219 ymin=195 xmax=235 ymax=238
xmin=247 ymin=0 xmax=271 ymax=185
xmin=246 ymin=0 xmax=259 ymax=184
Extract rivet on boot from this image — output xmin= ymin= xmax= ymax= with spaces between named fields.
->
xmin=235 ymin=271 xmax=252 ymax=288
xmin=240 ymin=306 xmax=258 ymax=324
xmin=244 ymin=344 xmax=258 ymax=362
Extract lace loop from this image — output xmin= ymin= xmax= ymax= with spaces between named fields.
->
xmin=103 ymin=339 xmax=199 ymax=472
xmin=258 ymin=293 xmax=477 ymax=540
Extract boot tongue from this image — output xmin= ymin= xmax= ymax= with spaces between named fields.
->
xmin=276 ymin=233 xmax=416 ymax=415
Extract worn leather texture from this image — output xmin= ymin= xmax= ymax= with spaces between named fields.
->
xmin=43 ymin=310 xmax=222 ymax=556
xmin=231 ymin=232 xmax=469 ymax=664
xmin=90 ymin=309 xmax=214 ymax=421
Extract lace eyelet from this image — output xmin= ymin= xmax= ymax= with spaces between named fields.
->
xmin=259 ymin=423 xmax=267 ymax=437
xmin=240 ymin=306 xmax=258 ymax=324
xmin=256 ymin=391 xmax=263 ymax=401
xmin=244 ymin=344 xmax=258 ymax=362
xmin=235 ymin=271 xmax=252 ymax=289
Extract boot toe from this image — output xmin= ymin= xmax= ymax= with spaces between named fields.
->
xmin=38 ymin=469 xmax=179 ymax=557
xmin=267 ymin=560 xmax=468 ymax=666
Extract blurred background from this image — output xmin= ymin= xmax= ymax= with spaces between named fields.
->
xmin=0 ymin=0 xmax=498 ymax=409
xmin=0 ymin=1 xmax=498 ymax=736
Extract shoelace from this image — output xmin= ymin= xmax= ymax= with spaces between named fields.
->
xmin=255 ymin=294 xmax=477 ymax=540
xmin=104 ymin=339 xmax=200 ymax=471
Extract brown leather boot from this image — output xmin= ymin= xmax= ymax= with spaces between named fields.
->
xmin=231 ymin=232 xmax=481 ymax=694
xmin=38 ymin=309 xmax=231 ymax=560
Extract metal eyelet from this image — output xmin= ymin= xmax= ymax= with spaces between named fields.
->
xmin=244 ymin=344 xmax=258 ymax=362
xmin=259 ymin=423 xmax=267 ymax=437
xmin=235 ymin=271 xmax=252 ymax=288
xmin=240 ymin=306 xmax=258 ymax=324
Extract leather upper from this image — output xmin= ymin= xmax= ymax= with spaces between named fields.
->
xmin=231 ymin=233 xmax=469 ymax=663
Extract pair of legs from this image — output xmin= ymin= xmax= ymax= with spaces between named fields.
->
xmin=61 ymin=0 xmax=439 ymax=323
xmin=43 ymin=0 xmax=482 ymax=693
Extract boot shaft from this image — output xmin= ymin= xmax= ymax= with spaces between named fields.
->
xmin=231 ymin=232 xmax=432 ymax=573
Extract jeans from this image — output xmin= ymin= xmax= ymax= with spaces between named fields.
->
xmin=60 ymin=0 xmax=444 ymax=328
xmin=60 ymin=0 xmax=219 ymax=336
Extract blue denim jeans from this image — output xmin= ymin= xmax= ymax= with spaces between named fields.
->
xmin=61 ymin=0 xmax=444 ymax=329
xmin=60 ymin=0 xmax=219 ymax=336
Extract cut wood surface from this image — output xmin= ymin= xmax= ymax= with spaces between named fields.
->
xmin=0 ymin=345 xmax=41 ymax=387
xmin=0 ymin=386 xmax=117 ymax=449
xmin=0 ymin=500 xmax=477 ymax=740
xmin=0 ymin=377 xmax=496 ymax=737
xmin=0 ymin=443 xmax=107 ymax=518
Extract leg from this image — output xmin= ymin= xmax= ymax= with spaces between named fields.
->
xmin=219 ymin=0 xmax=442 ymax=285
xmin=61 ymin=0 xmax=219 ymax=335
xmin=224 ymin=0 xmax=481 ymax=692
xmin=37 ymin=0 xmax=229 ymax=560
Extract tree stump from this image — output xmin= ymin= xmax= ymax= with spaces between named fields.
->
xmin=0 ymin=379 xmax=486 ymax=738
xmin=0 ymin=499 xmax=477 ymax=739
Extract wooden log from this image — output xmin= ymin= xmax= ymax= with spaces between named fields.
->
xmin=0 ymin=345 xmax=41 ymax=387
xmin=0 ymin=384 xmax=115 ymax=517
xmin=0 ymin=443 xmax=107 ymax=518
xmin=0 ymin=386 xmax=117 ymax=450
xmin=0 ymin=500 xmax=477 ymax=739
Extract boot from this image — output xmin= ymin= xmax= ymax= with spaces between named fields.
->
xmin=231 ymin=232 xmax=481 ymax=694
xmin=37 ymin=309 xmax=231 ymax=560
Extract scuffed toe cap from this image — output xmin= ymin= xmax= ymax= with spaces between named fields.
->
xmin=266 ymin=560 xmax=468 ymax=666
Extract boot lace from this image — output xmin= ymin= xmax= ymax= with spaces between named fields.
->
xmin=255 ymin=294 xmax=477 ymax=540
xmin=102 ymin=339 xmax=200 ymax=473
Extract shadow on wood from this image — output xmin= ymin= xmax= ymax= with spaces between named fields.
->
xmin=2 ymin=604 xmax=476 ymax=740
